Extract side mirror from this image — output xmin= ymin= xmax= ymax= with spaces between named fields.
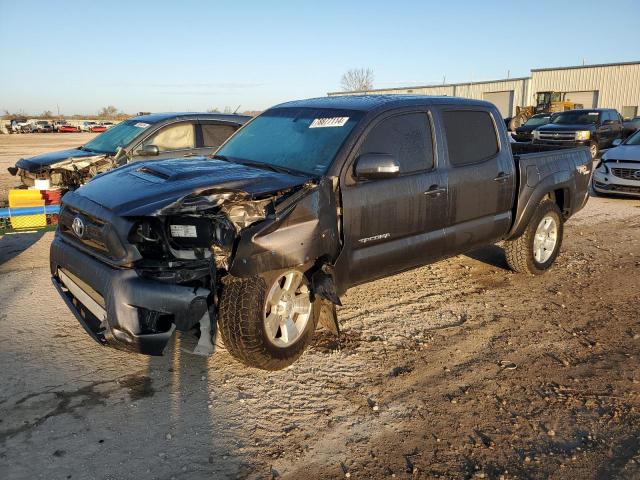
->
xmin=612 ymin=138 xmax=622 ymax=147
xmin=354 ymin=153 xmax=400 ymax=180
xmin=138 ymin=144 xmax=159 ymax=157
xmin=602 ymin=119 xmax=614 ymax=125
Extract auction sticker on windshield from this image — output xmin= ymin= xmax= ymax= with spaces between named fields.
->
xmin=309 ymin=117 xmax=350 ymax=128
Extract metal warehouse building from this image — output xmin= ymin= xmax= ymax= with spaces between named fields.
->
xmin=328 ymin=61 xmax=640 ymax=120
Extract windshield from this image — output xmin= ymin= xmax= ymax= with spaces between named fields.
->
xmin=215 ymin=107 xmax=364 ymax=175
xmin=83 ymin=119 xmax=153 ymax=154
xmin=552 ymin=111 xmax=599 ymax=125
xmin=624 ymin=130 xmax=640 ymax=146
xmin=524 ymin=116 xmax=550 ymax=127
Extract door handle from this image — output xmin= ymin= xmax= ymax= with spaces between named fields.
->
xmin=424 ymin=185 xmax=446 ymax=197
xmin=493 ymin=172 xmax=512 ymax=182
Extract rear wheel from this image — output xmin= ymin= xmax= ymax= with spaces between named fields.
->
xmin=504 ymin=199 xmax=563 ymax=274
xmin=218 ymin=270 xmax=317 ymax=370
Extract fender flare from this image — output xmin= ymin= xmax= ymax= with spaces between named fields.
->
xmin=506 ymin=170 xmax=573 ymax=240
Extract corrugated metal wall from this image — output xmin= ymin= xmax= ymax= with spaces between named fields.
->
xmin=329 ymin=62 xmax=640 ymax=116
xmin=530 ymin=63 xmax=640 ymax=112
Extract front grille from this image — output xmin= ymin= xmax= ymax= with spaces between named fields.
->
xmin=610 ymin=167 xmax=640 ymax=180
xmin=59 ymin=205 xmax=111 ymax=255
xmin=538 ymin=131 xmax=575 ymax=141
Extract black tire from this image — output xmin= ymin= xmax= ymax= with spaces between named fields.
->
xmin=504 ymin=199 xmax=563 ymax=275
xmin=218 ymin=273 xmax=317 ymax=370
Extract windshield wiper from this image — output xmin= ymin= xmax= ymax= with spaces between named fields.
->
xmin=213 ymin=154 xmax=310 ymax=176
xmin=211 ymin=154 xmax=232 ymax=162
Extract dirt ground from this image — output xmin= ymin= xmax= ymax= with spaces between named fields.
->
xmin=1 ymin=134 xmax=639 ymax=480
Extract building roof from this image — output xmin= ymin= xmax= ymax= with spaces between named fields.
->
xmin=275 ymin=95 xmax=493 ymax=112
xmin=531 ymin=60 xmax=640 ymax=72
xmin=329 ymin=60 xmax=639 ymax=96
xmin=327 ymin=77 xmax=530 ymax=96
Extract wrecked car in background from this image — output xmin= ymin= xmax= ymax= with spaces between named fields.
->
xmin=7 ymin=112 xmax=250 ymax=191
xmin=51 ymin=95 xmax=592 ymax=370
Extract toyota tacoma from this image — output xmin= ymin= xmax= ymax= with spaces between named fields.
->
xmin=51 ymin=95 xmax=592 ymax=370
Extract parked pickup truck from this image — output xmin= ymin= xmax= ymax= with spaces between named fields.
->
xmin=8 ymin=112 xmax=250 ymax=191
xmin=533 ymin=108 xmax=624 ymax=159
xmin=50 ymin=95 xmax=592 ymax=370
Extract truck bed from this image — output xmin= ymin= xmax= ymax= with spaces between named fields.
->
xmin=508 ymin=144 xmax=592 ymax=239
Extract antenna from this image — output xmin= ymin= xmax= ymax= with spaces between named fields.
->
xmin=233 ymin=105 xmax=241 ymax=114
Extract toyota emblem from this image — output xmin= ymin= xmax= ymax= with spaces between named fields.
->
xmin=634 ymin=170 xmax=640 ymax=180
xmin=72 ymin=217 xmax=85 ymax=238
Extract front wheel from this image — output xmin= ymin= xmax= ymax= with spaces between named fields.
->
xmin=218 ymin=270 xmax=317 ymax=370
xmin=504 ymin=199 xmax=563 ymax=274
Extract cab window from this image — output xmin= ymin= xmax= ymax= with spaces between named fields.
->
xmin=201 ymin=123 xmax=238 ymax=148
xmin=442 ymin=110 xmax=499 ymax=166
xmin=144 ymin=122 xmax=195 ymax=152
xmin=358 ymin=113 xmax=434 ymax=174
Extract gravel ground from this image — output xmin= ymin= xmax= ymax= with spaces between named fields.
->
xmin=1 ymin=135 xmax=639 ymax=480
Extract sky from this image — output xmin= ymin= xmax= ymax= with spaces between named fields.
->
xmin=1 ymin=0 xmax=639 ymax=116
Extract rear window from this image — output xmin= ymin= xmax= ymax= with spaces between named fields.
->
xmin=202 ymin=124 xmax=237 ymax=147
xmin=442 ymin=110 xmax=499 ymax=166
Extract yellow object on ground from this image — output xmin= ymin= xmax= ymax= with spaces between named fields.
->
xmin=8 ymin=189 xmax=46 ymax=229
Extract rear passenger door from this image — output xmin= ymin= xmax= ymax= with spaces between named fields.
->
xmin=439 ymin=108 xmax=515 ymax=255
xmin=340 ymin=110 xmax=449 ymax=286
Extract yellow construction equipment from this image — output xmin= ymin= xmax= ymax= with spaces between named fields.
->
xmin=510 ymin=91 xmax=583 ymax=130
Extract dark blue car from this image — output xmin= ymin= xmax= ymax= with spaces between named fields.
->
xmin=8 ymin=112 xmax=250 ymax=190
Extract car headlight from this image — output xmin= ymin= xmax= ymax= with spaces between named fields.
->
xmin=575 ymin=130 xmax=591 ymax=141
xmin=595 ymin=159 xmax=608 ymax=173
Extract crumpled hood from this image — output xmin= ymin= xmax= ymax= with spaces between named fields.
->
xmin=537 ymin=123 xmax=595 ymax=132
xmin=604 ymin=144 xmax=640 ymax=162
xmin=74 ymin=157 xmax=313 ymax=217
xmin=15 ymin=148 xmax=99 ymax=172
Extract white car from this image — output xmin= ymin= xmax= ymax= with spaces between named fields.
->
xmin=592 ymin=130 xmax=640 ymax=197
xmin=79 ymin=121 xmax=97 ymax=132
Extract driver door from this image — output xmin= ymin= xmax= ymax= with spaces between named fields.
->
xmin=338 ymin=111 xmax=449 ymax=286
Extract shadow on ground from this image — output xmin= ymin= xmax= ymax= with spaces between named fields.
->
xmin=464 ymin=244 xmax=510 ymax=270
xmin=0 ymin=231 xmax=45 ymax=266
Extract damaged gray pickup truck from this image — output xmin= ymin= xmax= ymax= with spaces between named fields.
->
xmin=51 ymin=95 xmax=592 ymax=370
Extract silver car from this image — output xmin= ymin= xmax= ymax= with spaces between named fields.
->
xmin=592 ymin=130 xmax=640 ymax=197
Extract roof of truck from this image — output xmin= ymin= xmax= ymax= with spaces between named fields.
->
xmin=275 ymin=95 xmax=494 ymax=111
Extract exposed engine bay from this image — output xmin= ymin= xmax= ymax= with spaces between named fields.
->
xmin=51 ymin=158 xmax=343 ymax=359
xmin=16 ymin=154 xmax=118 ymax=189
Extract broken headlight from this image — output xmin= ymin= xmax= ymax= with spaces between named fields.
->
xmin=166 ymin=215 xmax=237 ymax=250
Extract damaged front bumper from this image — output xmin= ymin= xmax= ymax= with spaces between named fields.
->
xmin=50 ymin=234 xmax=210 ymax=355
